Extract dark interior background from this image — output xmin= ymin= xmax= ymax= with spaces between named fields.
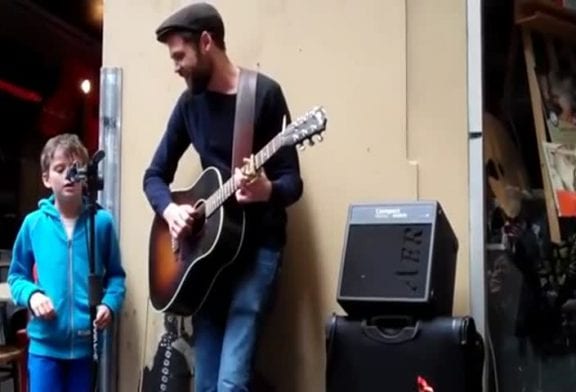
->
xmin=0 ymin=0 xmax=102 ymax=248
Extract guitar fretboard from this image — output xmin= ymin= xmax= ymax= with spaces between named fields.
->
xmin=203 ymin=130 xmax=287 ymax=217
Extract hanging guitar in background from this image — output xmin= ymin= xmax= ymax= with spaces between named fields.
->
xmin=483 ymin=111 xmax=531 ymax=221
xmin=148 ymin=106 xmax=328 ymax=316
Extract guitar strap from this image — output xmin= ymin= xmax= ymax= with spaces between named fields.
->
xmin=231 ymin=67 xmax=258 ymax=170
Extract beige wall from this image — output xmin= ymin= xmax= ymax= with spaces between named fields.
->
xmin=103 ymin=0 xmax=468 ymax=390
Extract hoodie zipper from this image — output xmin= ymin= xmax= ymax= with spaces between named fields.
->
xmin=40 ymin=198 xmax=83 ymax=359
xmin=68 ymin=238 xmax=74 ymax=357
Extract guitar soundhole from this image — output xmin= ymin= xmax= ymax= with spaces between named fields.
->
xmin=486 ymin=159 xmax=501 ymax=180
xmin=170 ymin=200 xmax=207 ymax=256
xmin=191 ymin=199 xmax=207 ymax=236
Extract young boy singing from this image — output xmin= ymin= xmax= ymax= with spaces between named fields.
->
xmin=8 ymin=133 xmax=126 ymax=392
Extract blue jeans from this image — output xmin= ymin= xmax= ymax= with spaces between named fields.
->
xmin=28 ymin=353 xmax=92 ymax=392
xmin=193 ymin=246 xmax=282 ymax=392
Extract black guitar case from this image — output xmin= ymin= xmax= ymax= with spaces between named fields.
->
xmin=325 ymin=314 xmax=485 ymax=392
xmin=140 ymin=314 xmax=194 ymax=392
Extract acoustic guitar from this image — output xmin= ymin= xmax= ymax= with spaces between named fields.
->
xmin=148 ymin=106 xmax=328 ymax=315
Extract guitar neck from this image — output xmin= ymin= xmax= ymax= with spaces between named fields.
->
xmin=204 ymin=132 xmax=285 ymax=216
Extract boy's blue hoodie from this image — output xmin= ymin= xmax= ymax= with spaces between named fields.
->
xmin=8 ymin=196 xmax=126 ymax=359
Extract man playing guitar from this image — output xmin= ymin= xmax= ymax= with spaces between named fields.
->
xmin=143 ymin=3 xmax=303 ymax=391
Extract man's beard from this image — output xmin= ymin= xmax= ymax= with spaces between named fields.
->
xmin=186 ymin=62 xmax=212 ymax=95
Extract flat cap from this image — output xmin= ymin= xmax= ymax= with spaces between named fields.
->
xmin=155 ymin=2 xmax=224 ymax=43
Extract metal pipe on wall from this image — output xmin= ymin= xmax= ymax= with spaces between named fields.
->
xmin=466 ymin=0 xmax=487 ymax=390
xmin=97 ymin=67 xmax=123 ymax=392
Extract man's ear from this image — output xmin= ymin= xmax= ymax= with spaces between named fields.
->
xmin=199 ymin=31 xmax=212 ymax=53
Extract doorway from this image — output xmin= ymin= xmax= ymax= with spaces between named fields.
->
xmin=0 ymin=1 xmax=103 ymax=391
xmin=478 ymin=0 xmax=576 ymax=390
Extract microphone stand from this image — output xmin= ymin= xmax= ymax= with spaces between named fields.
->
xmin=67 ymin=150 xmax=105 ymax=392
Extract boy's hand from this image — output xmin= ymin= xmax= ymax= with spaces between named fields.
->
xmin=94 ymin=304 xmax=112 ymax=329
xmin=30 ymin=292 xmax=56 ymax=319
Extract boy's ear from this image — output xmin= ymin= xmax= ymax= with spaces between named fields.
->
xmin=41 ymin=172 xmax=51 ymax=189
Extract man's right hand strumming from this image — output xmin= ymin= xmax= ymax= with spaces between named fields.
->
xmin=162 ymin=202 xmax=196 ymax=239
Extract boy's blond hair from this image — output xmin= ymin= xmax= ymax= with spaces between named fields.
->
xmin=40 ymin=133 xmax=89 ymax=173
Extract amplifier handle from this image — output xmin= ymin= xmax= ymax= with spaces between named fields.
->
xmin=325 ymin=313 xmax=338 ymax=382
xmin=361 ymin=316 xmax=420 ymax=344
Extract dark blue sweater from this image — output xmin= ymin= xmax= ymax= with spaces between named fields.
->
xmin=143 ymin=73 xmax=303 ymax=247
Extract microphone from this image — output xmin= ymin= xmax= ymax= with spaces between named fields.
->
xmin=90 ymin=150 xmax=105 ymax=166
xmin=65 ymin=150 xmax=106 ymax=185
xmin=66 ymin=162 xmax=82 ymax=183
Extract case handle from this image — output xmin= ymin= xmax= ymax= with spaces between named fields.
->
xmin=361 ymin=316 xmax=420 ymax=344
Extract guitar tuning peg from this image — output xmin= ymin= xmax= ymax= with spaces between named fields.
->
xmin=315 ymin=134 xmax=324 ymax=142
xmin=297 ymin=143 xmax=306 ymax=151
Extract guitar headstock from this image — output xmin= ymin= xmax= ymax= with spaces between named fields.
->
xmin=281 ymin=106 xmax=327 ymax=150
